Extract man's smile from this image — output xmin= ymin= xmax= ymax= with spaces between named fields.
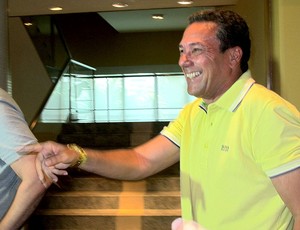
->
xmin=185 ymin=71 xmax=202 ymax=79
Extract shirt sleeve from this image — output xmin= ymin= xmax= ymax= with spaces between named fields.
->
xmin=0 ymin=95 xmax=37 ymax=166
xmin=161 ymin=99 xmax=200 ymax=148
xmin=253 ymin=99 xmax=300 ymax=177
xmin=161 ymin=124 xmax=181 ymax=147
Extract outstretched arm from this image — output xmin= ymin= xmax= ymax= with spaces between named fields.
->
xmin=0 ymin=153 xmax=51 ymax=230
xmin=27 ymin=134 xmax=180 ymax=183
xmin=78 ymin=134 xmax=180 ymax=180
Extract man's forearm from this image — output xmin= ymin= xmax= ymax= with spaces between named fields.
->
xmin=78 ymin=136 xmax=178 ymax=181
xmin=0 ymin=180 xmax=46 ymax=229
xmin=79 ymin=148 xmax=150 ymax=180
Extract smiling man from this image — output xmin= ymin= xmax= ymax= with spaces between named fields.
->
xmin=26 ymin=10 xmax=300 ymax=230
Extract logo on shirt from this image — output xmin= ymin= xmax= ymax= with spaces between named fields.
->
xmin=221 ymin=145 xmax=229 ymax=152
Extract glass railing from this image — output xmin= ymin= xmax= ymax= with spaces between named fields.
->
xmin=39 ymin=64 xmax=194 ymax=123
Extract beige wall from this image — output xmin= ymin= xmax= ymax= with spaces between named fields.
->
xmin=272 ymin=0 xmax=300 ymax=109
xmin=8 ymin=17 xmax=52 ymax=124
xmin=223 ymin=0 xmax=268 ymax=86
xmin=227 ymin=0 xmax=300 ymax=109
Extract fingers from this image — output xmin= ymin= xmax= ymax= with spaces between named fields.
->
xmin=30 ymin=141 xmax=73 ymax=187
xmin=50 ymin=167 xmax=68 ymax=176
xmin=43 ymin=155 xmax=63 ymax=167
xmin=35 ymin=152 xmax=58 ymax=187
xmin=41 ymin=159 xmax=69 ymax=179
xmin=18 ymin=141 xmax=58 ymax=160
xmin=34 ymin=142 xmax=69 ymax=187
xmin=43 ymin=149 xmax=75 ymax=168
xmin=53 ymin=162 xmax=71 ymax=170
xmin=43 ymin=165 xmax=59 ymax=182
xmin=35 ymin=152 xmax=46 ymax=186
xmin=17 ymin=142 xmax=43 ymax=155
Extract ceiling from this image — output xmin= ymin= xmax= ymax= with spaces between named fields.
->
xmin=8 ymin=0 xmax=238 ymax=33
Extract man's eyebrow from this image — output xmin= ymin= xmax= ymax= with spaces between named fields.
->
xmin=189 ymin=42 xmax=202 ymax=46
xmin=179 ymin=42 xmax=203 ymax=48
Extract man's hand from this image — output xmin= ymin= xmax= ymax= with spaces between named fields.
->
xmin=20 ymin=141 xmax=75 ymax=187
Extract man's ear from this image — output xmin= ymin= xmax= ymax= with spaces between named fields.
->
xmin=228 ymin=46 xmax=243 ymax=68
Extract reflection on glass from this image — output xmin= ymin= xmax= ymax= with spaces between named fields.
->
xmin=40 ymin=71 xmax=195 ymax=123
xmin=22 ymin=15 xmax=69 ymax=83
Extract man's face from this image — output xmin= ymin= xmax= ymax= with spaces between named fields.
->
xmin=179 ymin=22 xmax=233 ymax=102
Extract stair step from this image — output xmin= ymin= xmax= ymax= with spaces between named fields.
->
xmin=44 ymin=191 xmax=180 ymax=196
xmin=38 ymin=191 xmax=180 ymax=210
xmin=28 ymin=215 xmax=179 ymax=230
xmin=51 ymin=176 xmax=180 ymax=192
xmin=34 ymin=208 xmax=181 ymax=216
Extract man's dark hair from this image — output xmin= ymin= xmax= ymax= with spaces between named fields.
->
xmin=189 ymin=10 xmax=251 ymax=73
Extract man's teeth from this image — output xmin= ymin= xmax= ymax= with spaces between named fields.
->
xmin=186 ymin=72 xmax=201 ymax=79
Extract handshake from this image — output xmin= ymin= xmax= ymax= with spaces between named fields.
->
xmin=21 ymin=141 xmax=77 ymax=187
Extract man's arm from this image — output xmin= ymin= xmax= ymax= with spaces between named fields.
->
xmin=0 ymin=153 xmax=51 ymax=230
xmin=271 ymin=168 xmax=300 ymax=230
xmin=79 ymin=134 xmax=180 ymax=180
xmin=27 ymin=134 xmax=180 ymax=182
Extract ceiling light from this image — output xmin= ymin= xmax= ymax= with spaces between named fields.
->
xmin=24 ymin=22 xmax=33 ymax=26
xmin=177 ymin=0 xmax=194 ymax=5
xmin=49 ymin=6 xmax=63 ymax=11
xmin=112 ymin=3 xmax=128 ymax=8
xmin=152 ymin=14 xmax=164 ymax=20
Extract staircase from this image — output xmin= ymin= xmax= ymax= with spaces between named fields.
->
xmin=27 ymin=122 xmax=181 ymax=230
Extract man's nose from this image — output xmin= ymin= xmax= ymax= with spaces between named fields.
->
xmin=179 ymin=53 xmax=192 ymax=67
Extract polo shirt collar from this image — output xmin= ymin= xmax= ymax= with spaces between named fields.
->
xmin=209 ymin=70 xmax=255 ymax=112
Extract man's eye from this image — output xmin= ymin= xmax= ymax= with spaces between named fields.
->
xmin=191 ymin=48 xmax=203 ymax=55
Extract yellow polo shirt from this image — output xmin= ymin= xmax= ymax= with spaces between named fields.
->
xmin=161 ymin=70 xmax=300 ymax=230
